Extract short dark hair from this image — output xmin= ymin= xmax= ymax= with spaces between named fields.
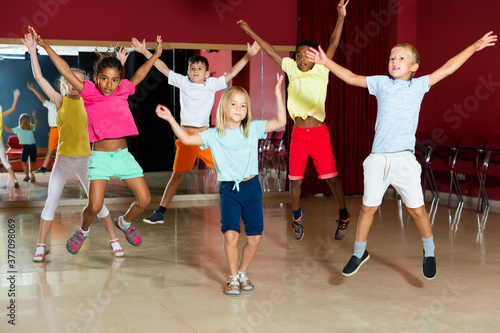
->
xmin=93 ymin=56 xmax=123 ymax=78
xmin=188 ymin=55 xmax=209 ymax=71
xmin=296 ymin=39 xmax=319 ymax=51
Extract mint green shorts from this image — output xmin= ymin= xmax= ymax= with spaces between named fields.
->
xmin=88 ymin=148 xmax=144 ymax=181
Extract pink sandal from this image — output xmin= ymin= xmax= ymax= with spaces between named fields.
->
xmin=110 ymin=238 xmax=125 ymax=257
xmin=33 ymin=244 xmax=49 ymax=262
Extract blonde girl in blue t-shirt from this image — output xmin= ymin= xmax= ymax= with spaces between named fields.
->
xmin=156 ymin=74 xmax=286 ymax=296
xmin=3 ymin=112 xmax=38 ymax=182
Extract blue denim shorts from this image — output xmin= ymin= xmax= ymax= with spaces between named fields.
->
xmin=88 ymin=148 xmax=143 ymax=181
xmin=219 ymin=176 xmax=263 ymax=236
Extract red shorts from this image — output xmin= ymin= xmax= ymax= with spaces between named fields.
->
xmin=288 ymin=124 xmax=338 ymax=180
xmin=173 ymin=132 xmax=215 ymax=172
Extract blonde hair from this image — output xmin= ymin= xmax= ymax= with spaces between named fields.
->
xmin=216 ymin=86 xmax=252 ymax=138
xmin=392 ymin=43 xmax=420 ymax=64
xmin=59 ymin=68 xmax=86 ymax=96
xmin=19 ymin=113 xmax=31 ymax=130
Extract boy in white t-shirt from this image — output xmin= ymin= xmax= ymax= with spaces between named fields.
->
xmin=132 ymin=38 xmax=260 ymax=224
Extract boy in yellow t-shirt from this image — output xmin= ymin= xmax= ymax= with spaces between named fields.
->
xmin=238 ymin=0 xmax=351 ymax=242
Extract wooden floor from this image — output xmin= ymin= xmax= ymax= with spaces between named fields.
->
xmin=0 ymin=170 xmax=499 ymax=332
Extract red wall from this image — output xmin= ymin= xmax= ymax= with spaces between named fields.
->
xmin=410 ymin=1 xmax=500 ymax=199
xmin=1 ymin=0 xmax=297 ymax=46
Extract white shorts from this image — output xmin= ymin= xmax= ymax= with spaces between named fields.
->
xmin=362 ymin=151 xmax=424 ymax=209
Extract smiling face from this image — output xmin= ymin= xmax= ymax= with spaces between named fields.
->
xmin=295 ymin=45 xmax=315 ymax=72
xmin=94 ymin=67 xmax=122 ymax=96
xmin=226 ymin=91 xmax=248 ymax=127
xmin=388 ymin=47 xmax=419 ymax=80
xmin=187 ymin=61 xmax=209 ymax=84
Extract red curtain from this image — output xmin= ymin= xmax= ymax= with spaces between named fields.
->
xmin=290 ymin=0 xmax=391 ymax=195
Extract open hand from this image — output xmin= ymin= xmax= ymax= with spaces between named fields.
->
xmin=13 ymin=89 xmax=20 ymax=99
xmin=28 ymin=26 xmax=46 ymax=47
xmin=131 ymin=38 xmax=146 ymax=54
xmin=337 ymin=0 xmax=350 ymax=17
xmin=156 ymin=104 xmax=173 ymax=121
xmin=306 ymin=45 xmax=328 ymax=65
xmin=154 ymin=35 xmax=163 ymax=57
xmin=247 ymin=41 xmax=260 ymax=57
xmin=32 ymin=110 xmax=37 ymax=117
xmin=21 ymin=33 xmax=37 ymax=51
xmin=474 ymin=31 xmax=497 ymax=52
xmin=116 ymin=46 xmax=130 ymax=66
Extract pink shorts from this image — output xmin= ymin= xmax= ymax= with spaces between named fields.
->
xmin=288 ymin=124 xmax=338 ymax=180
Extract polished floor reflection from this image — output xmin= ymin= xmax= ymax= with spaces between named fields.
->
xmin=1 ymin=185 xmax=499 ymax=332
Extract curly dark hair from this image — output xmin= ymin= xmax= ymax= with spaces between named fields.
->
xmin=93 ymin=56 xmax=123 ymax=78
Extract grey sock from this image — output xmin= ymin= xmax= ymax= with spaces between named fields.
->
xmin=353 ymin=241 xmax=367 ymax=258
xmin=422 ymin=235 xmax=435 ymax=257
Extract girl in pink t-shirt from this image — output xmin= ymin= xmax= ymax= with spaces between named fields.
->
xmin=30 ymin=26 xmax=162 ymax=255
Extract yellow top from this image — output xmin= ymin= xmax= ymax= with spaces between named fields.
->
xmin=56 ymin=97 xmax=91 ymax=156
xmin=281 ymin=57 xmax=330 ymax=122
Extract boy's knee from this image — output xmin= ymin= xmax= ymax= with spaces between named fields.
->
xmin=290 ymin=179 xmax=302 ymax=189
xmin=224 ymin=230 xmax=240 ymax=245
xmin=361 ymin=205 xmax=378 ymax=215
xmin=408 ymin=206 xmax=427 ymax=219
xmin=137 ymin=194 xmax=151 ymax=209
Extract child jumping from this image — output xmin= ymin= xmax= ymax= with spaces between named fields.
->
xmin=307 ymin=31 xmax=497 ymax=280
xmin=238 ymin=0 xmax=351 ymax=242
xmin=30 ymin=27 xmax=162 ymax=254
xmin=0 ymin=89 xmax=20 ymax=188
xmin=156 ymin=74 xmax=286 ymax=296
xmin=131 ymin=38 xmax=260 ymax=224
xmin=27 ymin=82 xmax=57 ymax=174
xmin=22 ymin=33 xmax=125 ymax=261
xmin=3 ymin=111 xmax=38 ymax=182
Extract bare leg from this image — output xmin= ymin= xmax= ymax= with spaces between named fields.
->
xmin=289 ymin=179 xmax=303 ymax=211
xmin=98 ymin=214 xmax=118 ymax=240
xmin=37 ymin=218 xmax=53 ymax=244
xmin=407 ymin=205 xmax=432 ymax=238
xmin=238 ymin=235 xmax=261 ymax=272
xmin=355 ymin=205 xmax=379 ymax=242
xmin=41 ymin=148 xmax=55 ymax=169
xmin=122 ymin=177 xmax=151 ymax=222
xmin=21 ymin=161 xmax=29 ymax=178
xmin=324 ymin=176 xmax=347 ymax=209
xmin=224 ymin=230 xmax=240 ymax=276
xmin=81 ymin=179 xmax=108 ymax=231
xmin=6 ymin=167 xmax=18 ymax=182
xmin=158 ymin=170 xmax=186 ymax=207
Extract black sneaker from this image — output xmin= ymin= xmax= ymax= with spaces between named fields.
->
xmin=335 ymin=213 xmax=350 ymax=241
xmin=292 ymin=210 xmax=306 ymax=241
xmin=342 ymin=250 xmax=370 ymax=277
xmin=422 ymin=250 xmax=436 ymax=280
xmin=143 ymin=210 xmax=165 ymax=224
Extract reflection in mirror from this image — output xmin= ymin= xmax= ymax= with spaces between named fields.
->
xmin=0 ymin=45 xmax=288 ymax=205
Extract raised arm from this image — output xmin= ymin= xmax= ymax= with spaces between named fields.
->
xmin=325 ymin=0 xmax=349 ymax=59
xmin=238 ymin=20 xmax=283 ymax=68
xmin=29 ymin=27 xmax=84 ymax=93
xmin=224 ymin=41 xmax=260 ymax=83
xmin=33 ymin=110 xmax=38 ymax=128
xmin=130 ymin=36 xmax=163 ymax=86
xmin=22 ymin=33 xmax=62 ymax=109
xmin=132 ymin=37 xmax=171 ymax=77
xmin=307 ymin=45 xmax=367 ymax=88
xmin=429 ymin=31 xmax=497 ymax=87
xmin=2 ymin=89 xmax=20 ymax=117
xmin=265 ymin=74 xmax=287 ymax=133
xmin=156 ymin=104 xmax=205 ymax=146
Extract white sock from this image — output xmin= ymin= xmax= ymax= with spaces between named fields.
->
xmin=80 ymin=227 xmax=90 ymax=236
xmin=238 ymin=270 xmax=248 ymax=282
xmin=119 ymin=216 xmax=131 ymax=229
xmin=36 ymin=243 xmax=46 ymax=255
xmin=110 ymin=238 xmax=122 ymax=252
